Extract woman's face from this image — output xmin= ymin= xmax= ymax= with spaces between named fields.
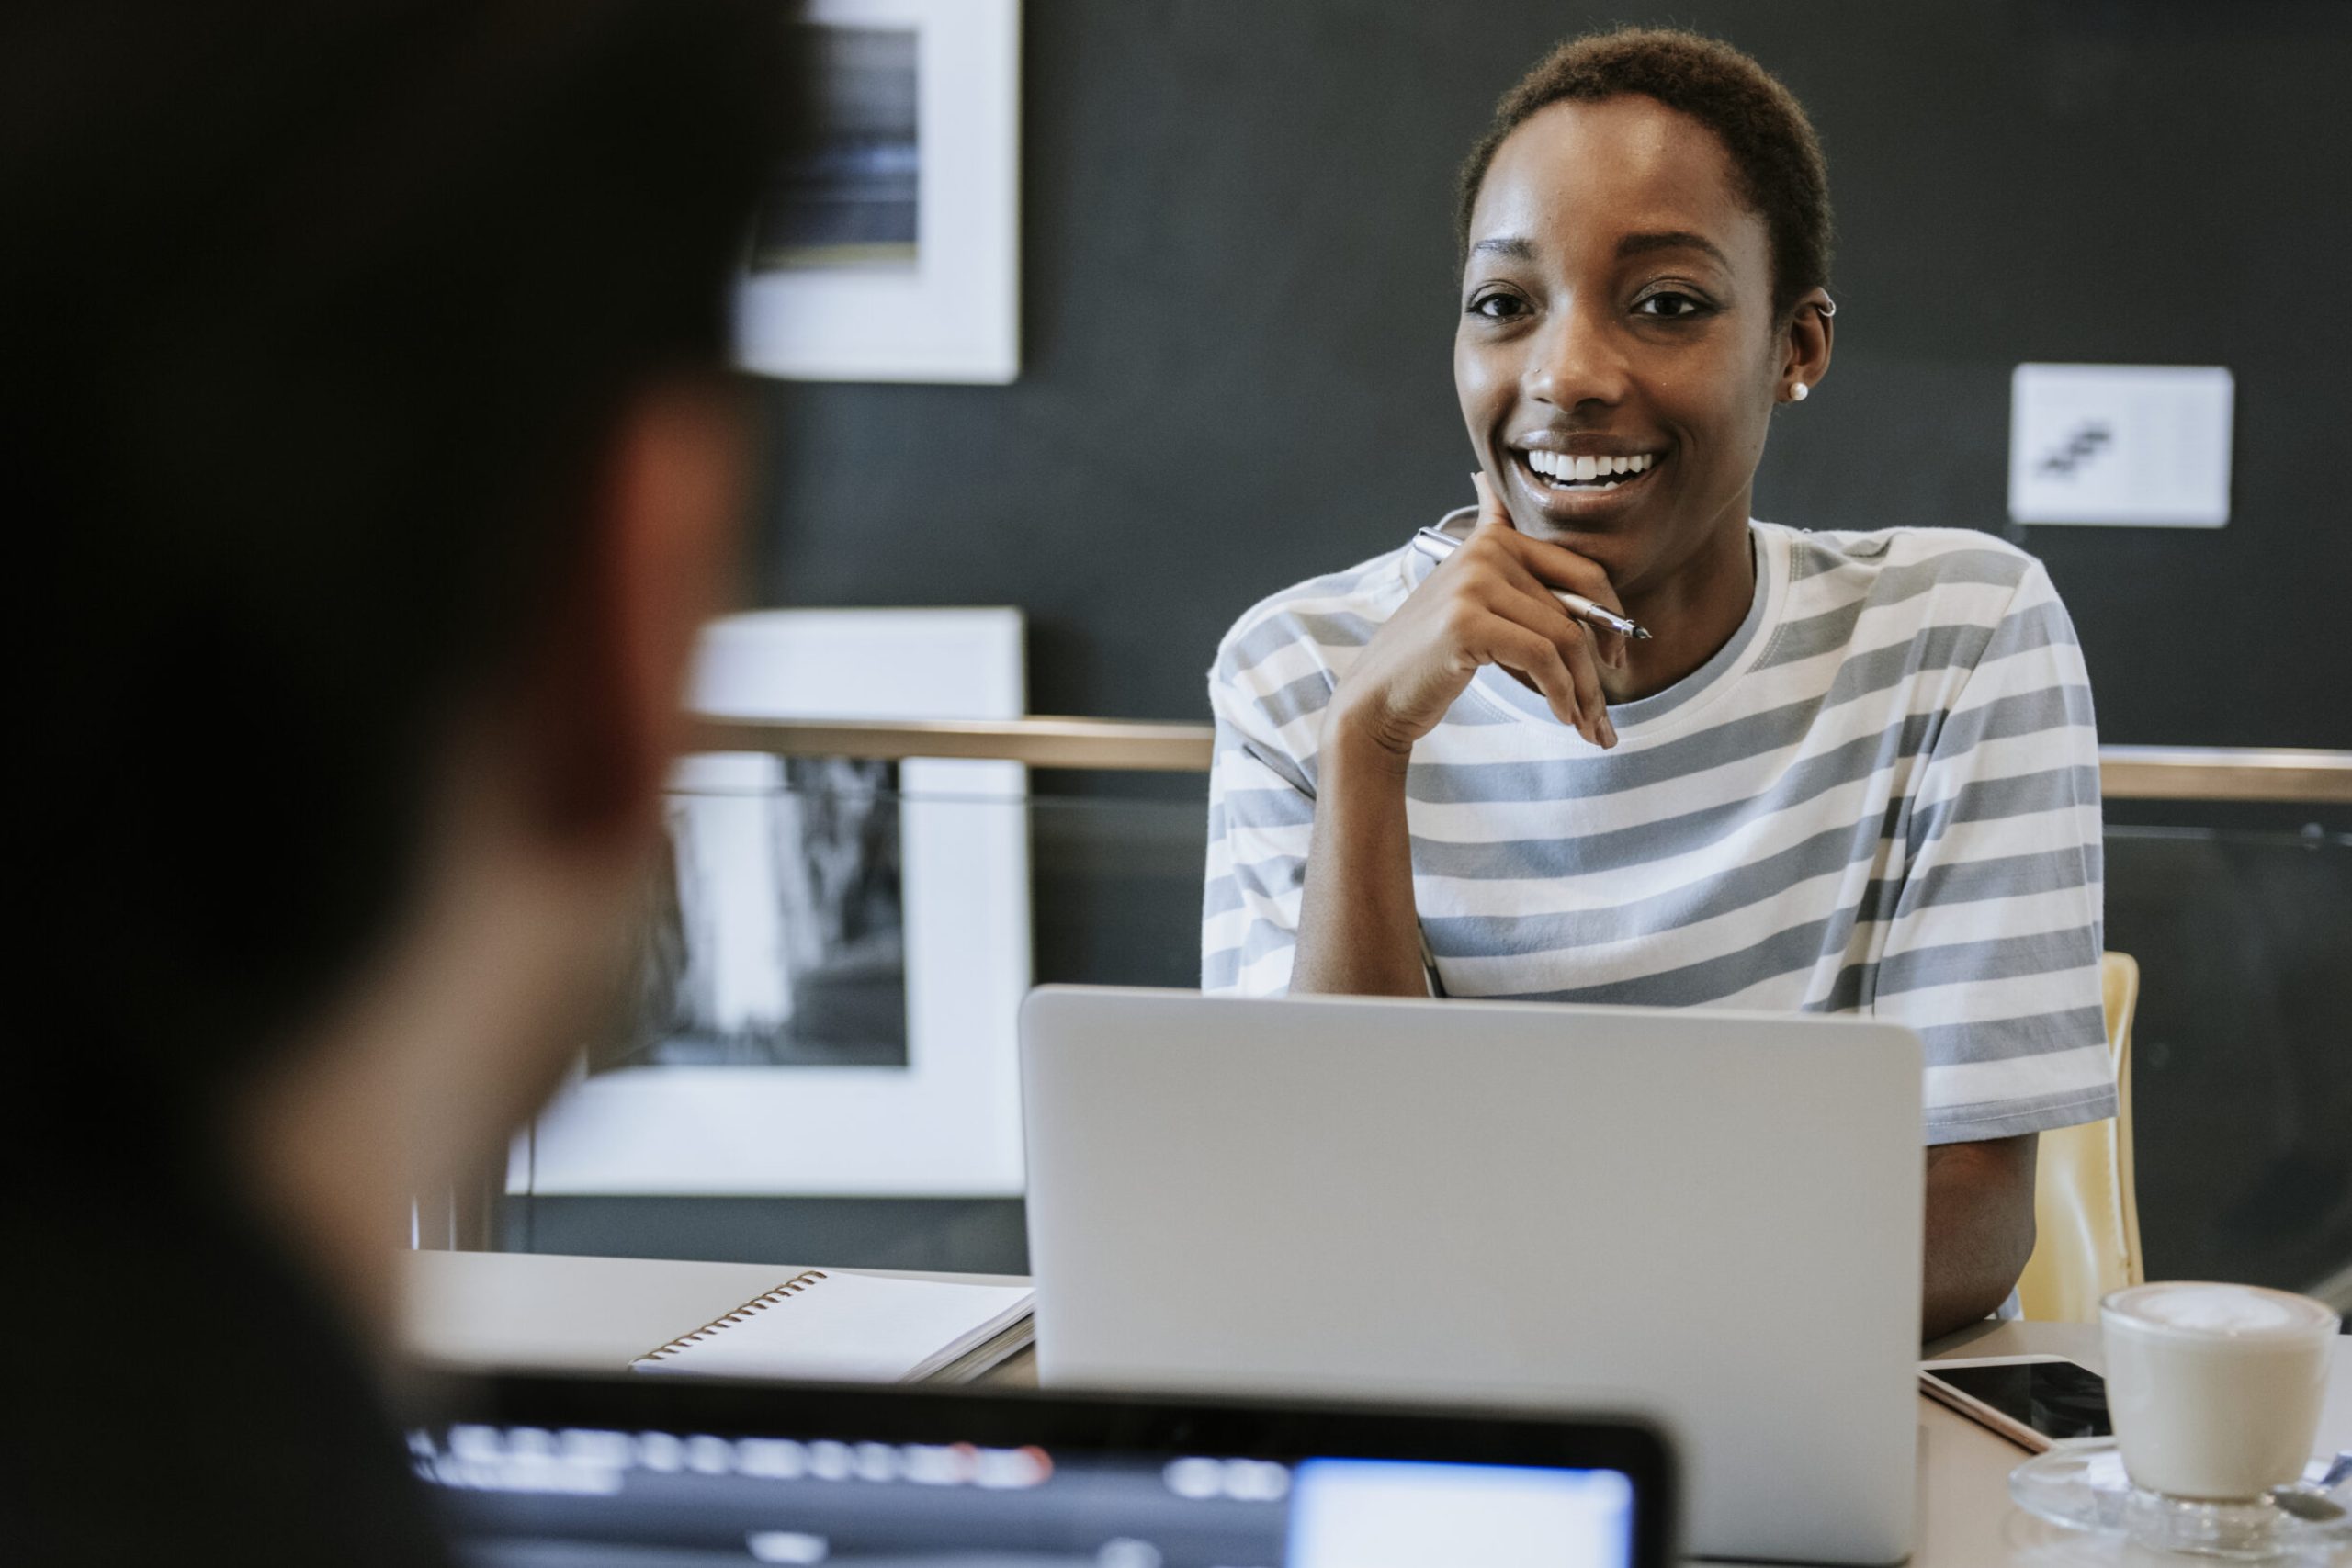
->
xmin=1454 ymin=95 xmax=1798 ymax=598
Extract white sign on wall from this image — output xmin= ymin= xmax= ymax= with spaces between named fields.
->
xmin=2007 ymin=363 xmax=2234 ymax=527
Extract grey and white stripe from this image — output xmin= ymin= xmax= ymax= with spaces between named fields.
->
xmin=1203 ymin=520 xmax=2117 ymax=1144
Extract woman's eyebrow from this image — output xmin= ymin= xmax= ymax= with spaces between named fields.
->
xmin=1469 ymin=234 xmax=1538 ymax=261
xmin=1616 ymin=230 xmax=1730 ymax=267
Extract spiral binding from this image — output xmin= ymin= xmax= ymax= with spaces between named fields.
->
xmin=635 ymin=1269 xmax=830 ymax=1363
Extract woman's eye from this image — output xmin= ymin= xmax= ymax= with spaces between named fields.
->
xmin=1467 ymin=290 xmax=1529 ymax=321
xmin=1634 ymin=290 xmax=1708 ymax=319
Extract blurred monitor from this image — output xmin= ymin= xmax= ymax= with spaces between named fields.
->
xmin=411 ymin=1374 xmax=1672 ymax=1567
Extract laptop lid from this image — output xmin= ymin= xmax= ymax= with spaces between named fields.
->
xmin=1018 ymin=986 xmax=1924 ymax=1566
xmin=411 ymin=1372 xmax=1675 ymax=1567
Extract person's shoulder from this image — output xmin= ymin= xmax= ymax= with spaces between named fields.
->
xmin=1772 ymin=523 xmax=2056 ymax=616
xmin=1778 ymin=521 xmax=2041 ymax=579
xmin=1209 ymin=539 xmax=1413 ymax=691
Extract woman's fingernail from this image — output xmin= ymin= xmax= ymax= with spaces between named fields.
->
xmin=1602 ymin=716 xmax=1619 ymax=748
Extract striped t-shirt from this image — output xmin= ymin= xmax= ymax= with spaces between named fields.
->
xmin=1203 ymin=515 xmax=2118 ymax=1145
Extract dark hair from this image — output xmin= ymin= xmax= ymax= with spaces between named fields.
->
xmin=6 ymin=0 xmax=782 ymax=1140
xmin=1456 ymin=27 xmax=1832 ymax=319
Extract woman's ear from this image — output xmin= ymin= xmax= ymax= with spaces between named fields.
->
xmin=1781 ymin=288 xmax=1836 ymax=403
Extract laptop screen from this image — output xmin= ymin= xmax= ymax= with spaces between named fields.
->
xmin=411 ymin=1378 xmax=1662 ymax=1568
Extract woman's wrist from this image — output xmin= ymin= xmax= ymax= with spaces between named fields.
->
xmin=1317 ymin=694 xmax=1417 ymax=783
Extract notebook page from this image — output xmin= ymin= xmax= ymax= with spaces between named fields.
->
xmin=630 ymin=1271 xmax=1034 ymax=1383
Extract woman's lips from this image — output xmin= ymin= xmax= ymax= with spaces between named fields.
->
xmin=1509 ymin=447 xmax=1665 ymax=525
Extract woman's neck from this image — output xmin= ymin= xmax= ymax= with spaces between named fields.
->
xmin=1604 ymin=517 xmax=1758 ymax=704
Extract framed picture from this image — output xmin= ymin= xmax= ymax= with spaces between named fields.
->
xmin=734 ymin=0 xmax=1021 ymax=383
xmin=514 ymin=608 xmax=1031 ymax=1196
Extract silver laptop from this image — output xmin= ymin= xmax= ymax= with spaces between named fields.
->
xmin=1019 ymin=986 xmax=1925 ymax=1566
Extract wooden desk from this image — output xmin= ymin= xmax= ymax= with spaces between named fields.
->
xmin=403 ymin=1250 xmax=2351 ymax=1566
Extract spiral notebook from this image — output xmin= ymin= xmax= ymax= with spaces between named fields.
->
xmin=628 ymin=1269 xmax=1035 ymax=1384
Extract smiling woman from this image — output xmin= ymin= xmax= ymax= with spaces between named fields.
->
xmin=1200 ymin=28 xmax=2119 ymax=1338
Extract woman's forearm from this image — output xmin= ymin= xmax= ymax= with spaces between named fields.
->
xmin=1290 ymin=732 xmax=1429 ymax=996
xmin=1921 ymin=1134 xmax=2040 ymax=1340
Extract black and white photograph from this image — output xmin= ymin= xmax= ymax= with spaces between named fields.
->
xmin=733 ymin=0 xmax=1019 ymax=383
xmin=750 ymin=23 xmax=919 ymax=271
xmin=605 ymin=755 xmax=909 ymax=1071
xmin=528 ymin=608 xmax=1031 ymax=1199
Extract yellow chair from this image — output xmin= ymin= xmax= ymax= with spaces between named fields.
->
xmin=2016 ymin=952 xmax=2143 ymax=1321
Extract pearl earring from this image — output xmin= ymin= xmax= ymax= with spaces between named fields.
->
xmin=1790 ymin=381 xmax=1810 ymax=402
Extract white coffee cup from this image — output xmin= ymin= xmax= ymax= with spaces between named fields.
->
xmin=2100 ymin=1281 xmax=2339 ymax=1502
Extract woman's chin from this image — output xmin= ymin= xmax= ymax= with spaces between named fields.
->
xmin=1508 ymin=508 xmax=1666 ymax=601
xmin=1511 ymin=507 xmax=1651 ymax=567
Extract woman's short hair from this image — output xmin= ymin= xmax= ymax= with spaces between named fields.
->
xmin=1456 ymin=27 xmax=1833 ymax=320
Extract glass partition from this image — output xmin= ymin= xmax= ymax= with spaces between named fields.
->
xmin=494 ymin=760 xmax=2352 ymax=1300
xmin=2105 ymin=825 xmax=2352 ymax=1294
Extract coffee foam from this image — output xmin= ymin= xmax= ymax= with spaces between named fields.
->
xmin=2107 ymin=1281 xmax=2337 ymax=1340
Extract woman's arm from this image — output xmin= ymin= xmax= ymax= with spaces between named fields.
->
xmin=1291 ymin=474 xmax=1627 ymax=994
xmin=1290 ymin=728 xmax=1428 ymax=996
xmin=1922 ymin=1133 xmax=2039 ymax=1338
xmin=1868 ymin=548 xmax=2110 ymax=1334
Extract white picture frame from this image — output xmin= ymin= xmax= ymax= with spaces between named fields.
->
xmin=734 ymin=0 xmax=1021 ymax=383
xmin=515 ymin=608 xmax=1031 ymax=1196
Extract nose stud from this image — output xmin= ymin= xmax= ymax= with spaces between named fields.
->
xmin=1790 ymin=381 xmax=1810 ymax=402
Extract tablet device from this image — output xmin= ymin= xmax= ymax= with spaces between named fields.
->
xmin=410 ymin=1371 xmax=1675 ymax=1567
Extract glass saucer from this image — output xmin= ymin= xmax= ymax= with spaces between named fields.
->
xmin=2010 ymin=1440 xmax=2351 ymax=1562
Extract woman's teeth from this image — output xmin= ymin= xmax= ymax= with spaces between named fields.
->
xmin=1524 ymin=450 xmax=1656 ymax=489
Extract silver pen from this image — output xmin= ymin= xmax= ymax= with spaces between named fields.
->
xmin=1409 ymin=523 xmax=1653 ymax=640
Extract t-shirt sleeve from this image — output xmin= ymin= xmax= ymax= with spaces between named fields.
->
xmin=1201 ymin=641 xmax=1321 ymax=995
xmin=1874 ymin=558 xmax=2119 ymax=1144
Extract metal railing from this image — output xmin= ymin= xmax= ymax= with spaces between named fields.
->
xmin=691 ymin=716 xmax=2352 ymax=803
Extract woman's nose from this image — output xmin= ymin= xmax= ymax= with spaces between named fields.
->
xmin=1522 ymin=301 xmax=1628 ymax=411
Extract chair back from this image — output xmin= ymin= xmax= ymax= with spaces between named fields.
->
xmin=2015 ymin=952 xmax=2143 ymax=1321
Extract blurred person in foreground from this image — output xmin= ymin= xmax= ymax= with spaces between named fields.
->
xmin=3 ymin=3 xmax=780 ymax=1560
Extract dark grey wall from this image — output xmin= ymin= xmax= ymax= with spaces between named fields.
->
xmin=514 ymin=4 xmax=2352 ymax=1282
xmin=757 ymin=0 xmax=2352 ymax=747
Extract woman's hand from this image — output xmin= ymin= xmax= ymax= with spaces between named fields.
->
xmin=1324 ymin=472 xmax=1632 ymax=759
